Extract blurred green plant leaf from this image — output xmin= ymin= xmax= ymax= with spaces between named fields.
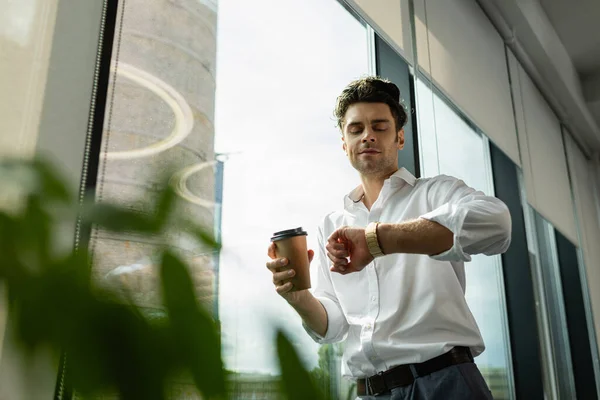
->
xmin=82 ymin=202 xmax=160 ymax=233
xmin=178 ymin=221 xmax=221 ymax=251
xmin=0 ymin=158 xmax=325 ymax=400
xmin=32 ymin=158 xmax=72 ymax=203
xmin=277 ymin=331 xmax=324 ymax=400
xmin=0 ymin=158 xmax=71 ymax=203
xmin=156 ymin=184 xmax=177 ymax=225
xmin=64 ymin=300 xmax=169 ymax=400
xmin=160 ymin=251 xmax=225 ymax=398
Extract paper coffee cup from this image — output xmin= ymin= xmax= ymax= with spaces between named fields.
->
xmin=271 ymin=227 xmax=311 ymax=292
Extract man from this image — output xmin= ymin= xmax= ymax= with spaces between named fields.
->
xmin=266 ymin=77 xmax=511 ymax=399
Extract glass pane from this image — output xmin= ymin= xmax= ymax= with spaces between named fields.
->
xmin=534 ymin=211 xmax=577 ymax=399
xmin=416 ymin=80 xmax=514 ymax=399
xmin=89 ymin=0 xmax=218 ymax=397
xmin=214 ymin=0 xmax=368 ymax=398
xmin=415 ymin=79 xmax=439 ymax=178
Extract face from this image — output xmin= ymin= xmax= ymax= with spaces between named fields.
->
xmin=341 ymin=102 xmax=404 ymax=178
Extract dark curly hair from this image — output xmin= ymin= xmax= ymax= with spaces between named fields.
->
xmin=334 ymin=77 xmax=408 ymax=132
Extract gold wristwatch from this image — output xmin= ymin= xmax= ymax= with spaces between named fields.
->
xmin=365 ymin=222 xmax=385 ymax=258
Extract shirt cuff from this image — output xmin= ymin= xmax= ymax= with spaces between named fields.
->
xmin=419 ymin=203 xmax=471 ymax=262
xmin=302 ymin=296 xmax=348 ymax=344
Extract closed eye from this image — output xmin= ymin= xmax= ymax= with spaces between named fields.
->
xmin=373 ymin=123 xmax=390 ymax=131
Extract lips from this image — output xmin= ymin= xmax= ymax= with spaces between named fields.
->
xmin=359 ymin=149 xmax=381 ymax=154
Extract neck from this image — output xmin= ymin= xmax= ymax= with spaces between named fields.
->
xmin=360 ymin=168 xmax=398 ymax=210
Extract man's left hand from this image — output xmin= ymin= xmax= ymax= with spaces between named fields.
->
xmin=326 ymin=226 xmax=374 ymax=274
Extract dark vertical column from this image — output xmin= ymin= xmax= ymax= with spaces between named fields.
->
xmin=53 ymin=1 xmax=120 ymax=399
xmin=213 ymin=158 xmax=224 ymax=321
xmin=374 ymin=35 xmax=419 ymax=177
xmin=555 ymin=230 xmax=598 ymax=399
xmin=489 ymin=142 xmax=544 ymax=399
xmin=76 ymin=0 xmax=120 ymax=254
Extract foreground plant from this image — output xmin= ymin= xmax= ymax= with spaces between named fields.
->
xmin=0 ymin=158 xmax=324 ymax=400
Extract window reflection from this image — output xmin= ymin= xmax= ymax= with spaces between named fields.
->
xmin=214 ymin=0 xmax=368 ymax=398
xmin=533 ymin=211 xmax=576 ymax=399
xmin=90 ymin=0 xmax=218 ymax=397
xmin=416 ymin=79 xmax=514 ymax=399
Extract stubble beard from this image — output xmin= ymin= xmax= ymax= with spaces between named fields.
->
xmin=351 ymin=153 xmax=397 ymax=179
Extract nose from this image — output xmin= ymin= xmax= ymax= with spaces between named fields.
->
xmin=362 ymin=127 xmax=376 ymax=143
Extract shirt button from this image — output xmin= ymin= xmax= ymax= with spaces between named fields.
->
xmin=365 ymin=323 xmax=372 ymax=330
xmin=371 ymin=296 xmax=377 ymax=302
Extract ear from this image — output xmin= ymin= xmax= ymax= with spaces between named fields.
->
xmin=397 ymin=128 xmax=405 ymax=150
xmin=342 ymin=135 xmax=347 ymax=152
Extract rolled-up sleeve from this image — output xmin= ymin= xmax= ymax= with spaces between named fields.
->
xmin=419 ymin=176 xmax=512 ymax=262
xmin=302 ymin=224 xmax=349 ymax=344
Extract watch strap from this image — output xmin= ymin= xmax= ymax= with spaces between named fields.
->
xmin=365 ymin=222 xmax=384 ymax=258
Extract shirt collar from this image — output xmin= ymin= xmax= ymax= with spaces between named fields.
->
xmin=344 ymin=168 xmax=417 ymax=208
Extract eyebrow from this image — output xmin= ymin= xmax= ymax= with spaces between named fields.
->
xmin=346 ymin=122 xmax=363 ymax=128
xmin=371 ymin=119 xmax=391 ymax=124
xmin=346 ymin=119 xmax=391 ymax=127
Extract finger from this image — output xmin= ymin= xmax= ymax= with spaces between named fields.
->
xmin=326 ymin=251 xmax=348 ymax=265
xmin=330 ymin=265 xmax=347 ymax=274
xmin=327 ymin=228 xmax=343 ymax=248
xmin=268 ymin=242 xmax=277 ymax=259
xmin=276 ymin=282 xmax=294 ymax=294
xmin=325 ymin=241 xmax=348 ymax=255
xmin=308 ymin=249 xmax=315 ymax=263
xmin=330 ymin=242 xmax=346 ymax=251
xmin=325 ymin=245 xmax=348 ymax=259
xmin=329 ymin=257 xmax=348 ymax=272
xmin=272 ymin=269 xmax=295 ymax=285
xmin=266 ymin=257 xmax=288 ymax=272
xmin=330 ymin=265 xmax=354 ymax=275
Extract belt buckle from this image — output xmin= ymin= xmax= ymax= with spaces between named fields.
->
xmin=367 ymin=371 xmax=386 ymax=396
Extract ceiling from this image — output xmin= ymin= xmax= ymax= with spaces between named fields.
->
xmin=539 ymin=0 xmax=600 ymax=78
xmin=539 ymin=0 xmax=600 ymax=135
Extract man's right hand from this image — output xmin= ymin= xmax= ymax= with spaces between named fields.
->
xmin=266 ymin=243 xmax=314 ymax=305
xmin=266 ymin=243 xmax=329 ymax=338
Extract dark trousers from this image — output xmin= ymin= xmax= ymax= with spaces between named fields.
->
xmin=357 ymin=363 xmax=494 ymax=400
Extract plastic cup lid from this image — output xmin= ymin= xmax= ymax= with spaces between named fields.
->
xmin=271 ymin=227 xmax=308 ymax=242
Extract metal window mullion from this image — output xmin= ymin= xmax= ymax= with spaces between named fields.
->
xmin=366 ymin=24 xmax=377 ymax=76
xmin=517 ymin=169 xmax=560 ymax=400
xmin=575 ymin=243 xmax=600 ymax=399
xmin=481 ymin=135 xmax=517 ymax=400
xmin=544 ymin=222 xmax=577 ymax=398
xmin=561 ymin=126 xmax=600 ymax=398
xmin=55 ymin=0 xmax=114 ymax=398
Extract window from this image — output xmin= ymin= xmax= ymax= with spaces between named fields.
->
xmin=554 ymin=227 xmax=597 ymax=398
xmin=215 ymin=0 xmax=368 ymax=398
xmin=489 ymin=142 xmax=545 ymax=399
xmin=415 ymin=79 xmax=514 ymax=399
xmin=530 ymin=211 xmax=577 ymax=399
xmin=89 ymin=0 xmax=219 ymax=396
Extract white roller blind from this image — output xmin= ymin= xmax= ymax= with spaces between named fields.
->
xmin=516 ymin=62 xmax=578 ymax=243
xmin=349 ymin=0 xmax=413 ymax=64
xmin=565 ymin=133 xmax=600 ymax=344
xmin=413 ymin=0 xmax=520 ymax=166
xmin=0 ymin=0 xmax=105 ymax=398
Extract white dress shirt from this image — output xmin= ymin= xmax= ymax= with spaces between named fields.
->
xmin=303 ymin=168 xmax=511 ymax=379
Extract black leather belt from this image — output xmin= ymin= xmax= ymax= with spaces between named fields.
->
xmin=356 ymin=347 xmax=473 ymax=396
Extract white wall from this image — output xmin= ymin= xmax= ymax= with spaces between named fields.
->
xmin=566 ymin=134 xmax=600 ymax=354
xmin=413 ymin=0 xmax=519 ymax=166
xmin=510 ymin=58 xmax=578 ymax=243
xmin=346 ymin=0 xmax=413 ymax=64
xmin=0 ymin=0 xmax=105 ymax=397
